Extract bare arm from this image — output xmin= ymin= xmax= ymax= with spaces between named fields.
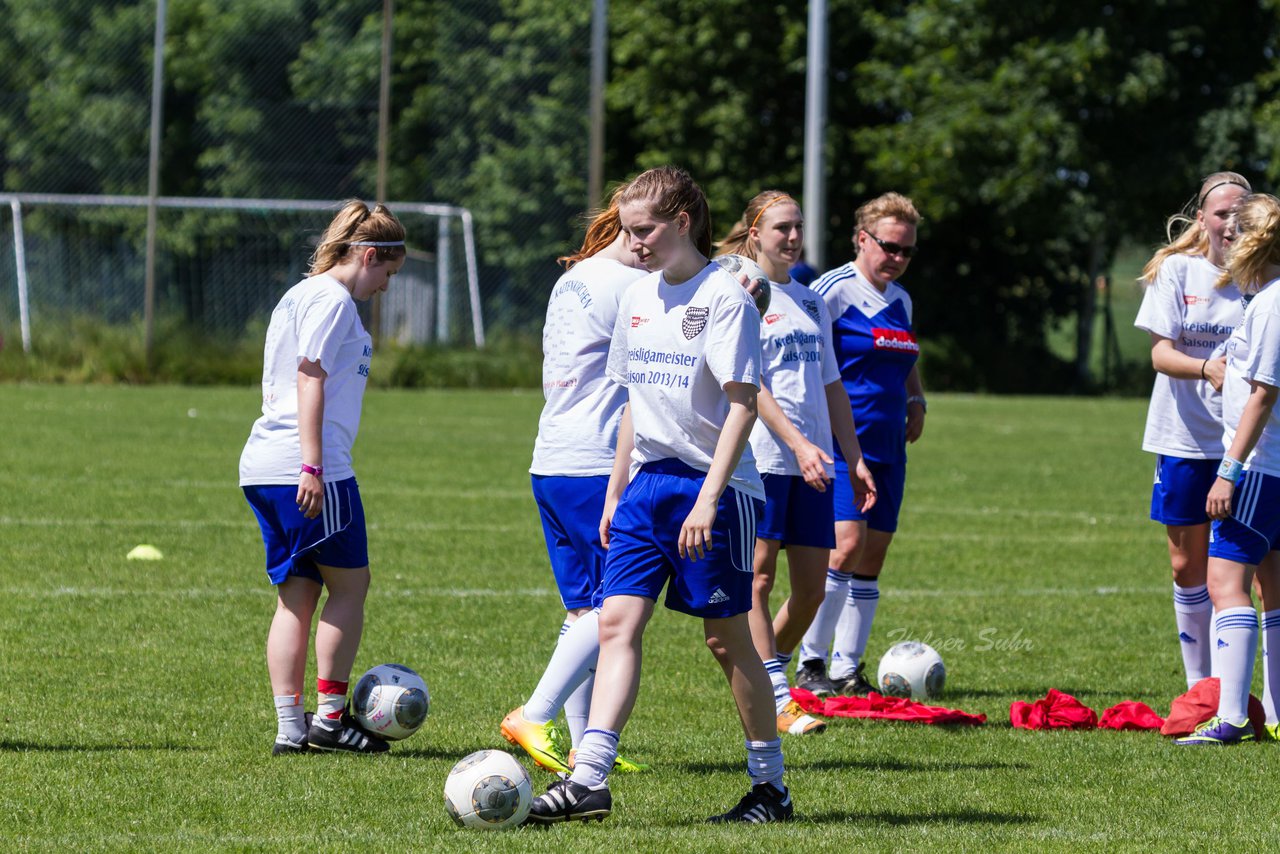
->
xmin=905 ymin=364 xmax=926 ymax=443
xmin=757 ymin=385 xmax=832 ymax=491
xmin=600 ymin=403 xmax=634 ymax=548
xmin=1207 ymin=380 xmax=1279 ymax=520
xmin=1151 ymin=334 xmax=1226 ymax=391
xmin=296 ymin=359 xmax=326 ymax=519
xmin=679 ymin=382 xmax=757 ymax=560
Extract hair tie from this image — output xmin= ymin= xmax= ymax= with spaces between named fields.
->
xmin=1199 ymin=180 xmax=1249 ymax=209
xmin=750 ymin=195 xmax=796 ymax=230
xmin=349 ymin=240 xmax=405 ymax=247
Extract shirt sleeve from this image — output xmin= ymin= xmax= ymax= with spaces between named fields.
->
xmin=1244 ymin=307 xmax=1280 ymax=388
xmin=296 ymin=292 xmax=354 ymax=371
xmin=1134 ymin=258 xmax=1183 ymax=340
xmin=705 ymin=282 xmax=761 ymax=389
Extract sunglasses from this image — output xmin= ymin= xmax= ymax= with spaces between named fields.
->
xmin=863 ymin=230 xmax=918 ymax=259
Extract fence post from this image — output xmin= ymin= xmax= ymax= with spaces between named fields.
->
xmin=11 ymin=200 xmax=31 ymax=354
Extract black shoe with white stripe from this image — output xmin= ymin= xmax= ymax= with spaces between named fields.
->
xmin=307 ymin=713 xmax=389 ymax=754
xmin=523 ymin=779 xmax=612 ymax=825
xmin=272 ymin=712 xmax=315 ymax=755
xmin=707 ymin=783 xmax=794 ymax=824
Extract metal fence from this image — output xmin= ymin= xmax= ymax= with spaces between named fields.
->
xmin=0 ymin=0 xmax=593 ymax=354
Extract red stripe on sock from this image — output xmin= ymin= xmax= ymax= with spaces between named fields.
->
xmin=317 ymin=678 xmax=349 ymax=696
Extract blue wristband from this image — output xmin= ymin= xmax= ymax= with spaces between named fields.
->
xmin=1217 ymin=457 xmax=1244 ymax=484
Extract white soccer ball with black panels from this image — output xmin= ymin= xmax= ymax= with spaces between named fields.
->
xmin=444 ymin=749 xmax=533 ymax=831
xmin=351 ymin=663 xmax=429 ymax=741
xmin=877 ymin=641 xmax=946 ymax=701
xmin=714 ymin=253 xmax=772 ymax=315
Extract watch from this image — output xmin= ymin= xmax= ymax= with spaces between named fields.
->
xmin=907 ymin=395 xmax=927 ymax=413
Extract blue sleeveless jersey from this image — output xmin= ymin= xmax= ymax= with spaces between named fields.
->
xmin=811 ymin=262 xmax=918 ymax=464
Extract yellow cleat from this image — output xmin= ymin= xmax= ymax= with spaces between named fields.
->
xmin=1264 ymin=722 xmax=1280 ymax=742
xmin=777 ymin=699 xmax=827 ymax=736
xmin=568 ymin=747 xmax=652 ymax=773
xmin=500 ymin=707 xmax=570 ymax=773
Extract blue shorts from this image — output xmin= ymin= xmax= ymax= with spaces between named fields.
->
xmin=834 ymin=458 xmax=905 ymax=532
xmin=243 ymin=478 xmax=368 ymax=585
xmin=602 ymin=459 xmax=762 ymax=618
xmin=531 ymin=474 xmax=609 ymax=610
xmin=758 ymin=473 xmax=836 ymax=548
xmin=1150 ymin=455 xmax=1219 ymax=526
xmin=1209 ymin=469 xmax=1280 ymax=565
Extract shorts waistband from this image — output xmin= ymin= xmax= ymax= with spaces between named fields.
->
xmin=639 ymin=458 xmax=706 ymax=478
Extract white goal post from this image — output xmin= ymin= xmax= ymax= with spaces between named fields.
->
xmin=3 ymin=193 xmax=485 ymax=354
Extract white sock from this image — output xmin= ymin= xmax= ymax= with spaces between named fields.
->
xmin=1262 ymin=609 xmax=1280 ymax=726
xmin=569 ymin=728 xmax=617 ymax=789
xmin=1215 ymin=607 xmax=1259 ymax=724
xmin=798 ymin=570 xmax=851 ymax=664
xmin=1209 ymin=607 xmax=1221 ymax=678
xmin=831 ymin=577 xmax=879 ymax=680
xmin=564 ymin=671 xmax=594 ymax=748
xmin=524 ymin=610 xmax=601 ymax=725
xmin=745 ymin=737 xmax=785 ymax=791
xmin=274 ymin=693 xmax=306 ymax=743
xmin=1173 ymin=583 xmax=1213 ymax=688
xmin=765 ymin=658 xmax=791 ymax=714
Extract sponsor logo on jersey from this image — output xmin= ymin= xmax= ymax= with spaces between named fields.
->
xmin=764 ymin=313 xmax=784 ymax=325
xmin=872 ymin=327 xmax=920 ymax=353
xmin=682 ymin=306 xmax=709 ymax=339
xmin=803 ymin=298 xmax=821 ymax=323
xmin=1184 ymin=294 xmax=1211 ymax=305
xmin=631 ymin=315 xmax=650 ymax=328
xmin=708 ymin=588 xmax=729 ymax=604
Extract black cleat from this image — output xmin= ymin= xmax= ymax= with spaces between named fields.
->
xmin=272 ymin=711 xmax=314 ymax=756
xmin=523 ymin=779 xmax=612 ymax=825
xmin=707 ymin=783 xmax=795 ymax=824
xmin=306 ymin=713 xmax=389 ymax=754
xmin=795 ymin=659 xmax=838 ymax=698
xmin=834 ymin=661 xmax=876 ymax=697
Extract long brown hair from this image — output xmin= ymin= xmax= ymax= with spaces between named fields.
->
xmin=1219 ymin=193 xmax=1280 ymax=293
xmin=618 ymin=166 xmax=712 ymax=258
xmin=308 ymin=200 xmax=406 ymax=275
xmin=1140 ymin=171 xmax=1251 ymax=284
xmin=714 ymin=190 xmax=796 ymax=261
xmin=558 ymin=183 xmax=629 ymax=269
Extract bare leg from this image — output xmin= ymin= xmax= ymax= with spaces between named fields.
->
xmin=267 ymin=575 xmax=321 ymax=695
xmin=314 ymin=564 xmax=370 ymax=682
xmin=585 ymin=595 xmax=655 ymax=733
xmin=705 ymin=613 xmax=779 ymax=742
xmin=748 ymin=538 xmax=783 ymax=661
xmin=774 ymin=544 xmax=834 ymax=655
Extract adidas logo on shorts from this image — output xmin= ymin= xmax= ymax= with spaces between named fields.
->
xmin=708 ymin=588 xmax=729 ymax=604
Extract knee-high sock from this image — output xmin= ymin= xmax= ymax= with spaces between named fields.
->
xmin=524 ymin=610 xmax=601 ymax=725
xmin=1262 ymin=609 xmax=1280 ymax=726
xmin=1173 ymin=583 xmax=1213 ymax=688
xmin=798 ymin=570 xmax=851 ymax=664
xmin=1215 ymin=606 xmax=1259 ymax=724
xmin=831 ymin=577 xmax=879 ymax=681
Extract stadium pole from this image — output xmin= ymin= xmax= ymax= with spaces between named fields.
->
xmin=372 ymin=0 xmax=394 ymax=347
xmin=143 ymin=0 xmax=168 ymax=363
xmin=803 ymin=0 xmax=829 ymax=272
xmin=589 ymin=0 xmax=608 ymax=209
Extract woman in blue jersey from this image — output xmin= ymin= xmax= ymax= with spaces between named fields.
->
xmin=526 ymin=166 xmax=792 ymax=825
xmin=501 ymin=187 xmax=649 ymax=775
xmin=715 ymin=190 xmax=877 ymax=736
xmin=795 ymin=192 xmax=926 ymax=698
xmin=1135 ymin=172 xmax=1250 ymax=690
xmin=239 ymin=200 xmax=405 ymax=755
xmin=1177 ymin=192 xmax=1280 ymax=745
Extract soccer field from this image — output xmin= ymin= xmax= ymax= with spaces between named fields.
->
xmin=2 ymin=384 xmax=1278 ymax=850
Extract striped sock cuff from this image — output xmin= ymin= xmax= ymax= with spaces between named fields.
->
xmin=1262 ymin=610 xmax=1280 ymax=630
xmin=764 ymin=659 xmax=785 ymax=676
xmin=826 ymin=568 xmax=850 ymax=584
xmin=1173 ymin=583 xmax=1211 ymax=610
xmin=774 ymin=651 xmax=793 ymax=666
xmin=1216 ymin=608 xmax=1260 ymax=632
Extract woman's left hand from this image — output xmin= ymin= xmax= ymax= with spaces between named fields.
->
xmin=1206 ymin=477 xmax=1236 ymax=521
xmin=906 ymin=402 xmax=926 ymax=443
xmin=678 ymin=500 xmax=718 ymax=560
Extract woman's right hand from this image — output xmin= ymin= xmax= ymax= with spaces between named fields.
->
xmin=794 ymin=439 xmax=834 ymax=492
xmin=1204 ymin=356 xmax=1228 ymax=392
xmin=296 ymin=471 xmax=324 ymax=519
xmin=1206 ymin=477 xmax=1235 ymax=521
xmin=599 ymin=494 xmax=620 ymax=548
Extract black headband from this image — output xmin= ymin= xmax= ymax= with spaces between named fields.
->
xmin=1199 ymin=180 xmax=1249 ymax=209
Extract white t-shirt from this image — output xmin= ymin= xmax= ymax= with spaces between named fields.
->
xmin=606 ymin=263 xmax=765 ymax=501
xmin=1222 ymin=278 xmax=1280 ymax=476
xmin=531 ymin=257 xmax=647 ymax=476
xmin=749 ymin=279 xmax=842 ymax=476
xmin=239 ymin=274 xmax=372 ymax=485
xmin=1134 ymin=253 xmax=1243 ymax=458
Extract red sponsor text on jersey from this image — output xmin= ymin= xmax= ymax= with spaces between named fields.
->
xmin=631 ymin=316 xmax=650 ymax=328
xmin=1184 ymin=295 xmax=1210 ymax=305
xmin=764 ymin=313 xmax=784 ymax=325
xmin=872 ymin=328 xmax=920 ymax=353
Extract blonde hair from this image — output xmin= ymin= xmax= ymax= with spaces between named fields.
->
xmin=308 ymin=200 xmax=406 ymax=275
xmin=853 ymin=192 xmax=921 ymax=254
xmin=1139 ymin=171 xmax=1251 ymax=284
xmin=559 ymin=182 xmax=629 ymax=269
xmin=618 ymin=166 xmax=712 ymax=258
xmin=714 ymin=190 xmax=797 ymax=261
xmin=1219 ymin=193 xmax=1280 ymax=293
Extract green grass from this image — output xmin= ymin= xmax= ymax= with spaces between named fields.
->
xmin=3 ymin=385 xmax=1279 ymax=850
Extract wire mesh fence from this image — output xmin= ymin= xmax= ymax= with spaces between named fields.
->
xmin=0 ymin=0 xmax=593 ymax=356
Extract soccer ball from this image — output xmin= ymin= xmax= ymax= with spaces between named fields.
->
xmin=715 ymin=253 xmax=772 ymax=315
xmin=351 ymin=663 xmax=429 ymax=741
xmin=443 ymin=749 xmax=533 ymax=831
xmin=877 ymin=641 xmax=946 ymax=701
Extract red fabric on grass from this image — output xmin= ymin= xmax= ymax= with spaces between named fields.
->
xmin=1009 ymin=689 xmax=1098 ymax=730
xmin=790 ymin=687 xmax=986 ymax=725
xmin=1098 ymin=701 xmax=1165 ymax=731
xmin=1159 ymin=677 xmax=1266 ymax=737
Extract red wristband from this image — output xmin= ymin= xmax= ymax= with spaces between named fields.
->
xmin=300 ymin=464 xmax=323 ymax=477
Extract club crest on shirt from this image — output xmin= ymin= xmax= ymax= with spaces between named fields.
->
xmin=682 ymin=306 xmax=709 ymax=339
xmin=802 ymin=298 xmax=821 ymax=323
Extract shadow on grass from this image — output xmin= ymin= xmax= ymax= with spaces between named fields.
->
xmin=0 ymin=740 xmax=202 ymax=753
xmin=798 ymin=808 xmax=1039 ymax=826
xmin=393 ymin=743 xmax=505 ymax=761
xmin=679 ymin=757 xmax=1029 ymax=774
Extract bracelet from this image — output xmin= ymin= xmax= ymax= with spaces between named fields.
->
xmin=1217 ymin=457 xmax=1244 ymax=484
xmin=300 ymin=463 xmax=323 ymax=477
xmin=1201 ymin=359 xmax=1208 ymax=380
xmin=907 ymin=395 xmax=927 ymax=413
